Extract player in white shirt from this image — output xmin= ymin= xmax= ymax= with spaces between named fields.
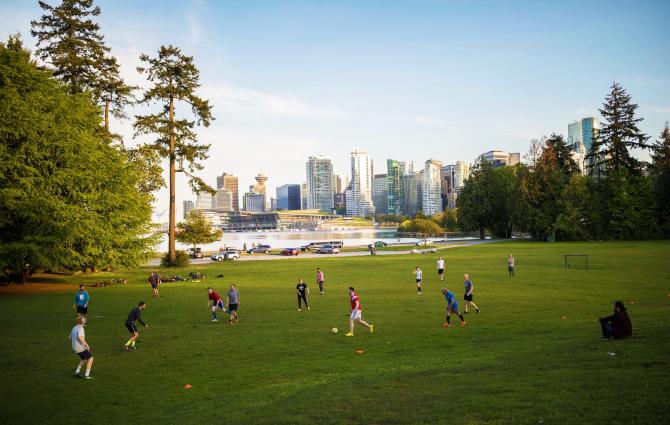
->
xmin=414 ymin=266 xmax=423 ymax=294
xmin=437 ymin=257 xmax=445 ymax=281
xmin=69 ymin=316 xmax=94 ymax=379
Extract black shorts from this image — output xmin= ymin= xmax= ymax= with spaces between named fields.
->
xmin=228 ymin=303 xmax=238 ymax=312
xmin=76 ymin=306 xmax=88 ymax=315
xmin=464 ymin=293 xmax=473 ymax=302
xmin=151 ymin=283 xmax=158 ymax=289
xmin=438 ymin=269 xmax=444 ymax=275
xmin=416 ymin=279 xmax=422 ymax=284
xmin=125 ymin=322 xmax=138 ymax=334
xmin=77 ymin=350 xmax=92 ymax=360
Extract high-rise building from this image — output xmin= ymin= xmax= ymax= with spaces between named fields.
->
xmin=568 ymin=120 xmax=583 ymax=149
xmin=301 ymin=182 xmax=308 ymax=210
xmin=422 ymin=159 xmax=442 ymax=216
xmin=183 ymin=200 xmax=194 ymax=218
xmin=581 ymin=117 xmax=598 ymax=153
xmin=213 ymin=188 xmax=233 ymax=210
xmin=569 ymin=117 xmax=599 ymax=174
xmin=402 ymin=172 xmax=422 ymax=217
xmin=372 ymin=174 xmax=388 ymax=214
xmin=333 ymin=174 xmax=349 ymax=194
xmin=346 ymin=149 xmax=375 ymax=217
xmin=305 ymin=156 xmax=335 ymax=212
xmin=195 ymin=191 xmax=213 ymax=210
xmin=276 ymin=184 xmax=302 ymax=210
xmin=248 ymin=173 xmax=269 ymax=210
xmin=480 ymin=151 xmax=520 ymax=168
xmin=333 ymin=192 xmax=346 ymax=211
xmin=387 ymin=159 xmax=407 ymax=215
xmin=216 ymin=173 xmax=239 ymax=211
xmin=454 ymin=161 xmax=470 ymax=188
xmin=243 ymin=192 xmax=265 ymax=212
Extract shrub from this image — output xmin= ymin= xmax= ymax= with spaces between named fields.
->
xmin=160 ymin=250 xmax=190 ymax=267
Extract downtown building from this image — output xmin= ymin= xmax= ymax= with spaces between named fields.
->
xmin=305 ymin=156 xmax=335 ymax=212
xmin=183 ymin=200 xmax=194 ymax=218
xmin=387 ymin=159 xmax=409 ymax=215
xmin=276 ymin=184 xmax=302 ymax=210
xmin=402 ymin=171 xmax=422 ymax=217
xmin=480 ymin=150 xmax=520 ymax=168
xmin=216 ymin=172 xmax=239 ymax=211
xmin=372 ymin=174 xmax=388 ymax=214
xmin=346 ymin=148 xmax=375 ymax=217
xmin=422 ymin=159 xmax=443 ymax=216
xmin=568 ymin=117 xmax=599 ymax=174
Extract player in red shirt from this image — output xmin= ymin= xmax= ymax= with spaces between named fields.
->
xmin=207 ymin=287 xmax=227 ymax=322
xmin=346 ymin=286 xmax=374 ymax=337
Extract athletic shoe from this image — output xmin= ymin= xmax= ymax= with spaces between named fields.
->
xmin=211 ymin=318 xmax=218 ymax=322
xmin=476 ymin=309 xmax=480 ymax=314
xmin=123 ymin=346 xmax=130 ymax=351
xmin=442 ymin=322 xmax=450 ymax=328
xmin=464 ymin=311 xmax=469 ymax=314
xmin=83 ymin=376 xmax=94 ymax=380
xmin=320 ymin=292 xmax=324 ymax=295
xmin=461 ymin=321 xmax=466 ymax=327
xmin=307 ymin=307 xmax=311 ymax=311
xmin=73 ymin=371 xmax=81 ymax=378
xmin=345 ymin=332 xmax=354 ymax=337
xmin=298 ymin=308 xmax=301 ymax=312
xmin=370 ymin=325 xmax=374 ymax=333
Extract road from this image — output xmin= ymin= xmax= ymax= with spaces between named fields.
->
xmin=145 ymin=239 xmax=504 ymax=266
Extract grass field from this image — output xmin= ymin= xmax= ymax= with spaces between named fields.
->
xmin=1 ymin=240 xmax=669 ymax=424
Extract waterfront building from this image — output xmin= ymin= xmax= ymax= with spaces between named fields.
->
xmin=183 ymin=200 xmax=194 ymax=218
xmin=213 ymin=188 xmax=234 ymax=210
xmin=306 ymin=156 xmax=335 ymax=212
xmin=480 ymin=151 xmax=520 ymax=168
xmin=346 ymin=148 xmax=375 ymax=217
xmin=422 ymin=159 xmax=442 ymax=216
xmin=276 ymin=184 xmax=302 ymax=211
xmin=195 ymin=190 xmax=213 ymax=210
xmin=301 ymin=182 xmax=308 ymax=210
xmin=387 ymin=159 xmax=407 ymax=215
xmin=216 ymin=173 xmax=239 ymax=211
xmin=402 ymin=172 xmax=422 ymax=217
xmin=243 ymin=192 xmax=265 ymax=212
xmin=372 ymin=173 xmax=388 ymax=214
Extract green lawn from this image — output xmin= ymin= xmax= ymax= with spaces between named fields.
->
xmin=1 ymin=241 xmax=669 ymax=424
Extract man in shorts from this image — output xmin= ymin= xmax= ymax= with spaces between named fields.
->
xmin=414 ymin=266 xmax=423 ymax=294
xmin=73 ymin=285 xmax=89 ymax=319
xmin=208 ymin=287 xmax=227 ymax=322
xmin=463 ymin=274 xmax=480 ymax=314
xmin=227 ymin=284 xmax=240 ymax=324
xmin=316 ymin=267 xmax=325 ymax=295
xmin=148 ymin=272 xmax=161 ymax=298
xmin=297 ymin=278 xmax=310 ymax=311
xmin=441 ymin=287 xmax=466 ymax=327
xmin=437 ymin=257 xmax=445 ymax=281
xmin=345 ymin=287 xmax=374 ymax=337
xmin=508 ymin=254 xmax=515 ymax=277
xmin=124 ymin=301 xmax=148 ymax=351
xmin=69 ymin=315 xmax=94 ymax=379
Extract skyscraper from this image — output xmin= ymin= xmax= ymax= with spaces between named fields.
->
xmin=346 ymin=149 xmax=375 ymax=217
xmin=213 ymin=188 xmax=233 ymax=210
xmin=387 ymin=159 xmax=407 ymax=215
xmin=454 ymin=161 xmax=470 ymax=188
xmin=243 ymin=192 xmax=265 ymax=212
xmin=216 ymin=173 xmax=239 ymax=211
xmin=422 ymin=159 xmax=442 ymax=216
xmin=195 ymin=191 xmax=213 ymax=210
xmin=305 ymin=156 xmax=335 ymax=212
xmin=301 ymin=182 xmax=308 ymax=210
xmin=276 ymin=184 xmax=302 ymax=210
xmin=568 ymin=117 xmax=599 ymax=174
xmin=372 ymin=174 xmax=388 ymax=214
xmin=402 ymin=172 xmax=422 ymax=217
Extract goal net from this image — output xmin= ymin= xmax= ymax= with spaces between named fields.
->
xmin=564 ymin=254 xmax=589 ymax=269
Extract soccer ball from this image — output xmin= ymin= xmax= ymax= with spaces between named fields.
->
xmin=331 ymin=327 xmax=338 ymax=334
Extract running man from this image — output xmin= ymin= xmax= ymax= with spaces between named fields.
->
xmin=69 ymin=315 xmax=94 ymax=379
xmin=437 ymin=257 xmax=445 ymax=281
xmin=414 ymin=266 xmax=423 ymax=294
xmin=297 ymin=278 xmax=310 ymax=311
xmin=208 ymin=287 xmax=227 ymax=322
xmin=508 ymin=254 xmax=515 ymax=277
xmin=124 ymin=301 xmax=148 ymax=351
xmin=316 ymin=267 xmax=325 ymax=294
xmin=463 ymin=274 xmax=480 ymax=314
xmin=441 ymin=288 xmax=466 ymax=327
xmin=148 ymin=272 xmax=161 ymax=298
xmin=226 ymin=284 xmax=240 ymax=324
xmin=345 ymin=287 xmax=374 ymax=337
xmin=73 ymin=285 xmax=89 ymax=319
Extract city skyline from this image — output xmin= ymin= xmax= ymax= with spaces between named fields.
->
xmin=2 ymin=0 xmax=668 ymax=220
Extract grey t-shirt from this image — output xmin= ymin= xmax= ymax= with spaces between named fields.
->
xmin=70 ymin=324 xmax=86 ymax=353
xmin=228 ymin=288 xmax=239 ymax=304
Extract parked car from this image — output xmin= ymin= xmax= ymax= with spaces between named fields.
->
xmin=316 ymin=244 xmax=340 ymax=254
xmin=369 ymin=241 xmax=387 ymax=248
xmin=415 ymin=240 xmax=433 ymax=246
xmin=211 ymin=248 xmax=240 ymax=261
xmin=187 ymin=247 xmax=203 ymax=258
xmin=281 ymin=248 xmax=299 ymax=256
xmin=247 ymin=244 xmax=271 ymax=254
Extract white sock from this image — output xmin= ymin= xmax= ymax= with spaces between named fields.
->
xmin=76 ymin=366 xmax=82 ymax=373
xmin=85 ymin=368 xmax=91 ymax=377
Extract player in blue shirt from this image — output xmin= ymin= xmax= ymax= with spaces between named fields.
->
xmin=441 ymin=287 xmax=466 ymax=327
xmin=73 ymin=285 xmax=90 ymax=319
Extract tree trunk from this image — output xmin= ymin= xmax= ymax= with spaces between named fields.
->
xmin=479 ymin=226 xmax=485 ymax=240
xmin=168 ymin=95 xmax=176 ymax=264
xmin=104 ymin=99 xmax=110 ymax=130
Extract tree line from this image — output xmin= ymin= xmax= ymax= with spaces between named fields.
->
xmin=457 ymin=82 xmax=670 ymax=241
xmin=1 ymin=0 xmax=214 ymax=283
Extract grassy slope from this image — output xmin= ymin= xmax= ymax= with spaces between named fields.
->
xmin=0 ymin=241 xmax=669 ymax=424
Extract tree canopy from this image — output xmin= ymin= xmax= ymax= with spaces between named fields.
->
xmin=176 ymin=210 xmax=223 ymax=249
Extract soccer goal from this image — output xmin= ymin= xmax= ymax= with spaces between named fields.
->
xmin=564 ymin=254 xmax=589 ymax=269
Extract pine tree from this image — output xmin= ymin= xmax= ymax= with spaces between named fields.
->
xmin=31 ymin=0 xmax=108 ymax=94
xmin=134 ymin=45 xmax=214 ymax=265
xmin=651 ymin=122 xmax=670 ymax=235
xmin=588 ymin=82 xmax=650 ymax=176
xmin=92 ymin=55 xmax=136 ymax=130
xmin=545 ymin=133 xmax=580 ymax=178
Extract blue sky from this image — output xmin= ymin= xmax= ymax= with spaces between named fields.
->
xmin=2 ymin=0 xmax=669 ymax=218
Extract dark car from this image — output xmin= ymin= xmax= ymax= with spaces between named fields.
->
xmin=247 ymin=244 xmax=271 ymax=254
xmin=281 ymin=248 xmax=299 ymax=256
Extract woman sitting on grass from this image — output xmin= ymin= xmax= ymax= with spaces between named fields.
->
xmin=599 ymin=301 xmax=632 ymax=340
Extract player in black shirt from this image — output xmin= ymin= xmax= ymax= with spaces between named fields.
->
xmin=297 ymin=279 xmax=310 ymax=311
xmin=124 ymin=301 xmax=148 ymax=351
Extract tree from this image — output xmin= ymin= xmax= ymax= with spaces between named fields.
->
xmin=523 ymin=137 xmax=543 ymax=169
xmin=0 ymin=37 xmax=156 ymax=283
xmin=650 ymin=123 xmax=670 ymax=235
xmin=397 ymin=219 xmax=443 ymax=236
xmin=31 ymin=0 xmax=108 ymax=94
xmin=134 ymin=45 xmax=214 ymax=265
xmin=92 ymin=54 xmax=136 ymax=130
xmin=457 ymin=159 xmax=494 ymax=239
xmin=522 ymin=144 xmax=563 ymax=240
xmin=588 ymin=82 xmax=650 ymax=176
xmin=176 ymin=210 xmax=223 ymax=250
xmin=545 ymin=133 xmax=580 ymax=178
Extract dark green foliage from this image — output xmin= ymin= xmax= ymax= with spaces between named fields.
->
xmin=545 ymin=133 xmax=580 ymax=178
xmin=457 ymin=159 xmax=495 ymax=239
xmin=0 ymin=37 xmax=156 ymax=283
xmin=160 ymin=250 xmax=190 ymax=267
xmin=397 ymin=219 xmax=444 ymax=236
xmin=651 ymin=123 xmax=670 ymax=236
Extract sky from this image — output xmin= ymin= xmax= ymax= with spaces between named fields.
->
xmin=2 ymin=0 xmax=669 ymax=220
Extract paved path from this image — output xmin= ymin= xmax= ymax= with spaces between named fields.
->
xmin=146 ymin=238 xmax=505 ymax=266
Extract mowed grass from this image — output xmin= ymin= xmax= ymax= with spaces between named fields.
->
xmin=1 ymin=241 xmax=669 ymax=425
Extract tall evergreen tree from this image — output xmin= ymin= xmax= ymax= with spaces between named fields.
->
xmin=134 ymin=45 xmax=214 ymax=265
xmin=31 ymin=0 xmax=108 ymax=94
xmin=92 ymin=54 xmax=136 ymax=130
xmin=651 ymin=122 xmax=670 ymax=235
xmin=522 ymin=144 xmax=563 ymax=240
xmin=457 ymin=159 xmax=494 ymax=239
xmin=545 ymin=133 xmax=580 ymax=178
xmin=588 ymin=82 xmax=650 ymax=176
